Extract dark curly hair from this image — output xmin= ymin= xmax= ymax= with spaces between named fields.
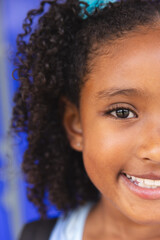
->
xmin=11 ymin=0 xmax=160 ymax=217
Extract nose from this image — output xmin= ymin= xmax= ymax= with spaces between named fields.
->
xmin=137 ymin=121 xmax=160 ymax=164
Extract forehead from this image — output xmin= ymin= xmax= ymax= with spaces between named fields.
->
xmin=81 ymin=26 xmax=160 ymax=99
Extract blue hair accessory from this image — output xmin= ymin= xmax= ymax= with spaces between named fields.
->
xmin=79 ymin=0 xmax=117 ymax=19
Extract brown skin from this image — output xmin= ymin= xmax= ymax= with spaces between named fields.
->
xmin=63 ymin=26 xmax=160 ymax=239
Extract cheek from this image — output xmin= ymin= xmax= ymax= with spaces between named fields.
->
xmin=82 ymin=124 xmax=135 ymax=194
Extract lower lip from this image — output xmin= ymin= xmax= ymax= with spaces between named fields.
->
xmin=120 ymin=173 xmax=160 ymax=200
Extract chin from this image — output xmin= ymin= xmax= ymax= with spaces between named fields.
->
xmin=127 ymin=211 xmax=160 ymax=225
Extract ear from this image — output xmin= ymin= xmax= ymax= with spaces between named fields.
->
xmin=62 ymin=98 xmax=83 ymax=152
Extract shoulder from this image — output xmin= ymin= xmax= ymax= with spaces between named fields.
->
xmin=49 ymin=202 xmax=95 ymax=240
xmin=18 ymin=218 xmax=58 ymax=240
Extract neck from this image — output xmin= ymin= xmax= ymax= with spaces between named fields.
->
xmin=85 ymin=198 xmax=160 ymax=240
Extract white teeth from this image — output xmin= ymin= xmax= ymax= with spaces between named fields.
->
xmin=132 ymin=176 xmax=136 ymax=181
xmin=137 ymin=182 xmax=145 ymax=188
xmin=154 ymin=180 xmax=160 ymax=186
xmin=126 ymin=174 xmax=130 ymax=178
xmin=125 ymin=173 xmax=160 ymax=188
xmin=144 ymin=179 xmax=154 ymax=185
xmin=136 ymin=177 xmax=144 ymax=183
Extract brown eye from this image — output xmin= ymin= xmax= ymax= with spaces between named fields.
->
xmin=110 ymin=108 xmax=136 ymax=119
xmin=116 ymin=109 xmax=129 ymax=118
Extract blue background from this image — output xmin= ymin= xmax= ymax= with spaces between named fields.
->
xmin=0 ymin=1 xmax=59 ymax=239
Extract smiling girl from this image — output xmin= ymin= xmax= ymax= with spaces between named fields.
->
xmin=12 ymin=0 xmax=160 ymax=239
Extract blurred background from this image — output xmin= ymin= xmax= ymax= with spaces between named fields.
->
xmin=0 ymin=1 xmax=59 ymax=240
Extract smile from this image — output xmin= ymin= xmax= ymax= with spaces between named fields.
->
xmin=121 ymin=173 xmax=160 ymax=200
xmin=124 ymin=173 xmax=160 ymax=189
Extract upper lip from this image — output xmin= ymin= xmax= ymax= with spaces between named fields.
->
xmin=123 ymin=172 xmax=160 ymax=180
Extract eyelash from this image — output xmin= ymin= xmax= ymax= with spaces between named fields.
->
xmin=104 ymin=104 xmax=138 ymax=119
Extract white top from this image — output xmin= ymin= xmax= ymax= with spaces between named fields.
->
xmin=49 ymin=202 xmax=94 ymax=240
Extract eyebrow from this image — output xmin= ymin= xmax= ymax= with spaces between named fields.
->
xmin=96 ymin=87 xmax=146 ymax=100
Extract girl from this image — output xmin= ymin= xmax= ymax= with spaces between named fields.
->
xmin=12 ymin=0 xmax=160 ymax=239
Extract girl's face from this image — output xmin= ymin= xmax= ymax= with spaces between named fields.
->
xmin=78 ymin=26 xmax=160 ymax=224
